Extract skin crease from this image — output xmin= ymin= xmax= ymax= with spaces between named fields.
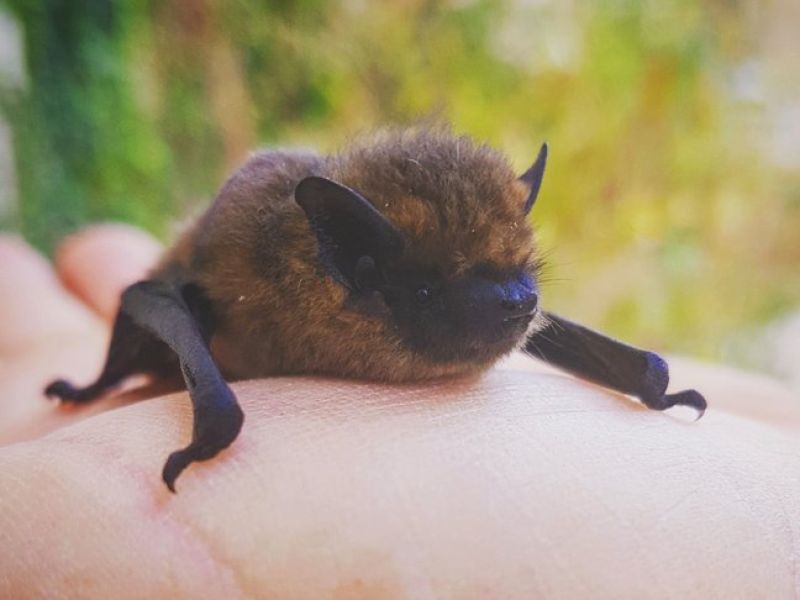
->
xmin=1 ymin=226 xmax=800 ymax=598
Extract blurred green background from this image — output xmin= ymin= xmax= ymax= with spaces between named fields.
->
xmin=0 ymin=0 xmax=798 ymax=361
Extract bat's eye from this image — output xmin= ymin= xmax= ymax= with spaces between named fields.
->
xmin=415 ymin=285 xmax=434 ymax=306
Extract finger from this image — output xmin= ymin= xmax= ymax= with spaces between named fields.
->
xmin=55 ymin=224 xmax=163 ymax=321
xmin=0 ymin=236 xmax=101 ymax=355
xmin=1 ymin=372 xmax=798 ymax=596
xmin=0 ymin=236 xmax=111 ymax=434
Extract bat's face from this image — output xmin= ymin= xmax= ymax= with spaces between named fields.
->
xmin=379 ymin=262 xmax=539 ymax=363
xmin=297 ymin=128 xmax=548 ymax=369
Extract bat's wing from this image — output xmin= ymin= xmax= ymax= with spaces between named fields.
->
xmin=48 ymin=278 xmax=244 ymax=492
xmin=45 ymin=308 xmax=176 ymax=404
xmin=525 ymin=311 xmax=706 ymax=416
xmin=119 ymin=280 xmax=244 ymax=491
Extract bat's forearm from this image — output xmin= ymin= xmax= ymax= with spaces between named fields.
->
xmin=120 ymin=280 xmax=244 ymax=491
xmin=525 ymin=312 xmax=706 ymax=415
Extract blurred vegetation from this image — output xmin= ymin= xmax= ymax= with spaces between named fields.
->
xmin=0 ymin=0 xmax=798 ymax=359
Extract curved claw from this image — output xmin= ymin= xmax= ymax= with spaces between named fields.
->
xmin=162 ymin=446 xmax=199 ymax=493
xmin=45 ymin=377 xmax=114 ymax=405
xmin=161 ymin=404 xmax=244 ymax=493
xmin=638 ymin=354 xmax=707 ymax=420
xmin=665 ymin=389 xmax=707 ymax=421
xmin=45 ymin=379 xmax=69 ymax=400
xmin=44 ymin=379 xmax=81 ymax=402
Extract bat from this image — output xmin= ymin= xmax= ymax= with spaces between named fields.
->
xmin=44 ymin=128 xmax=707 ymax=492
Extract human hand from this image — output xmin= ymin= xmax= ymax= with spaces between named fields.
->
xmin=1 ymin=226 xmax=799 ymax=597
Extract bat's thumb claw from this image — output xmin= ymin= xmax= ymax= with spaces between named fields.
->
xmin=162 ymin=448 xmax=195 ymax=493
xmin=44 ymin=379 xmax=72 ymax=401
xmin=666 ymin=389 xmax=707 ymax=421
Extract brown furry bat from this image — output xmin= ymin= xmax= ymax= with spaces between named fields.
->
xmin=45 ymin=127 xmax=706 ymax=491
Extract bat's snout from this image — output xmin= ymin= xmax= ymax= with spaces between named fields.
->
xmin=390 ymin=269 xmax=540 ymax=363
xmin=498 ymin=273 xmax=538 ymax=322
xmin=464 ymin=271 xmax=538 ymax=327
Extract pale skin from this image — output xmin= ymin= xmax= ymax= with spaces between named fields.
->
xmin=1 ymin=225 xmax=799 ymax=598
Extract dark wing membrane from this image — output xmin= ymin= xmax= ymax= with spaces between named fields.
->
xmin=525 ymin=311 xmax=706 ymax=416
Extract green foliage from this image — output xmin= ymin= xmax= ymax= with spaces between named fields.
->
xmin=1 ymin=0 xmax=797 ymax=357
xmin=1 ymin=0 xmax=171 ymax=251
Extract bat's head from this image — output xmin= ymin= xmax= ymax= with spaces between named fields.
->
xmin=296 ymin=128 xmax=547 ymax=369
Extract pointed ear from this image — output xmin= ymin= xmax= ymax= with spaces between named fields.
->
xmin=295 ymin=176 xmax=404 ymax=289
xmin=519 ymin=143 xmax=548 ymax=214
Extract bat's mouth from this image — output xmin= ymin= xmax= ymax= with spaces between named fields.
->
xmin=460 ymin=310 xmax=536 ymax=355
xmin=503 ymin=311 xmax=536 ymax=324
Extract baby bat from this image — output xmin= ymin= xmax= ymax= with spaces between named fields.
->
xmin=45 ymin=127 xmax=707 ymax=492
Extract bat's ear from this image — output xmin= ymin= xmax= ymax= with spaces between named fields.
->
xmin=519 ymin=143 xmax=548 ymax=215
xmin=295 ymin=176 xmax=404 ymax=290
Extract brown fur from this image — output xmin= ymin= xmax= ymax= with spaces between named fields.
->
xmin=152 ymin=127 xmax=540 ymax=383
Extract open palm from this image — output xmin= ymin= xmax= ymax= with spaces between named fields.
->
xmin=1 ymin=226 xmax=799 ymax=598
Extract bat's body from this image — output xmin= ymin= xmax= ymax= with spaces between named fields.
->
xmin=46 ymin=128 xmax=706 ymax=491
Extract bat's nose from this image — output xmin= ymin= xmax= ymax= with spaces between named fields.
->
xmin=498 ymin=272 xmax=538 ymax=320
xmin=461 ymin=271 xmax=538 ymax=328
